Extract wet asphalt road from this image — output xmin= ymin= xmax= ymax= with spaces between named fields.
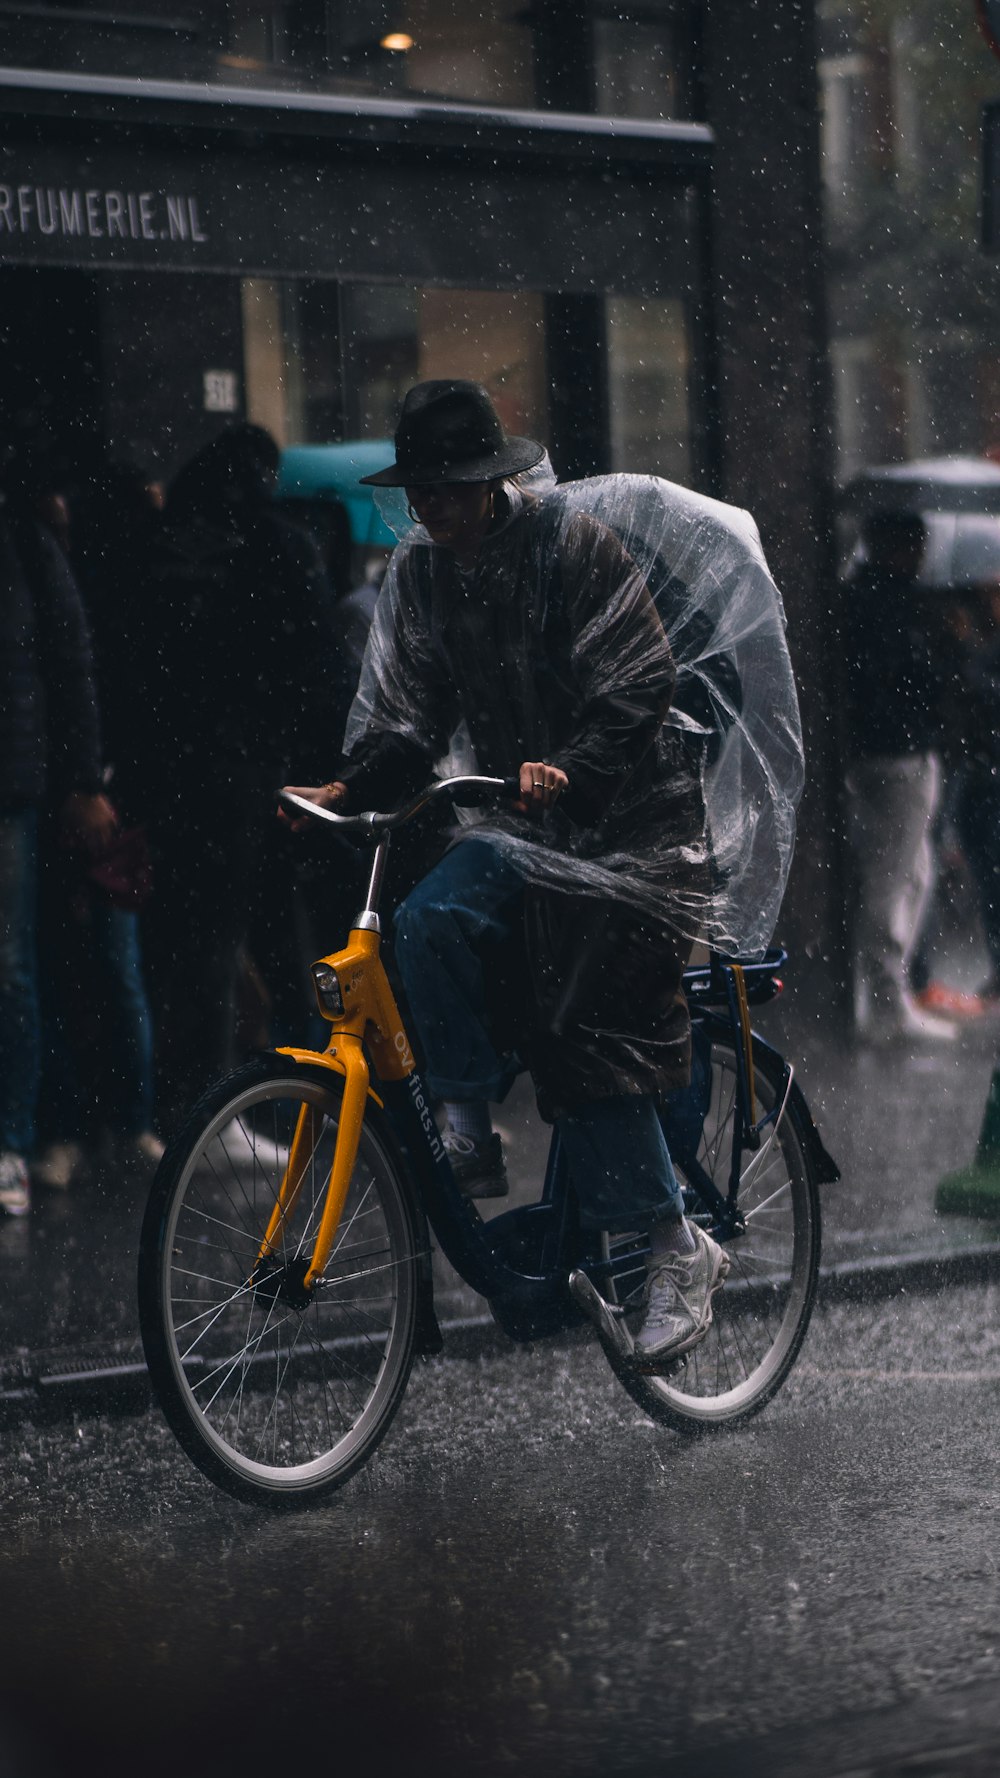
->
xmin=3 ymin=1282 xmax=1000 ymax=1778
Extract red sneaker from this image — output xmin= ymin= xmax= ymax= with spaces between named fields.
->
xmin=915 ymin=983 xmax=987 ymax=1019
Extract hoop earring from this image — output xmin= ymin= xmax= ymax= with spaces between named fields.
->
xmin=407 ymin=500 xmax=420 ymax=523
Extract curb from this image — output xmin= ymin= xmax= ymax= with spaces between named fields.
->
xmin=815 ymin=1240 xmax=1000 ymax=1304
xmin=416 ymin=1242 xmax=1000 ymax=1356
xmin=4 ymin=1242 xmax=999 ymax=1423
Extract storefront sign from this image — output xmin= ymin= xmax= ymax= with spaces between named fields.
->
xmin=0 ymin=135 xmax=691 ymax=296
xmin=0 ymin=150 xmax=216 ymax=265
xmin=0 ymin=181 xmax=208 ymax=245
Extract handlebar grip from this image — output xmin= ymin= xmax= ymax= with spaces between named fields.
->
xmin=448 ymin=776 xmax=521 ymax=808
xmin=279 ymin=775 xmax=523 ymax=832
xmin=278 ymin=789 xmax=346 ymax=825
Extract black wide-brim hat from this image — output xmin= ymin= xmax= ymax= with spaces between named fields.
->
xmin=359 ymin=379 xmax=545 ymax=486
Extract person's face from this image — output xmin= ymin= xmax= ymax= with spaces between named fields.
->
xmin=405 ymin=480 xmax=493 ymax=552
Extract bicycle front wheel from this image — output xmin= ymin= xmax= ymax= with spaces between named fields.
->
xmin=603 ymin=1033 xmax=821 ymax=1432
xmin=139 ymin=1057 xmax=421 ymax=1505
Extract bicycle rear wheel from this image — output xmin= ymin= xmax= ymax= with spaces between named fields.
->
xmin=603 ymin=1032 xmax=820 ymax=1432
xmin=139 ymin=1056 xmax=421 ymax=1505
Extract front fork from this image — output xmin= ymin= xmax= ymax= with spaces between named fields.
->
xmin=254 ymin=1034 xmax=372 ymax=1289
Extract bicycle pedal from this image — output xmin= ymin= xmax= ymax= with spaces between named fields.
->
xmin=567 ymin=1269 xmax=634 ymax=1365
xmin=631 ymin=1342 xmax=690 ymax=1376
xmin=631 ymin=1354 xmax=688 ymax=1378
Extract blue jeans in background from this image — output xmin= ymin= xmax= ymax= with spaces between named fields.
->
xmin=393 ymin=837 xmax=684 ymax=1232
xmin=37 ymin=890 xmax=155 ymax=1143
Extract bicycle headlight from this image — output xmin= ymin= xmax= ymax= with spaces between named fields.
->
xmin=311 ymin=963 xmax=345 ymax=1019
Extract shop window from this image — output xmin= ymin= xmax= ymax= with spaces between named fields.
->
xmin=242 ymin=278 xmax=291 ymax=444
xmin=389 ymin=0 xmax=535 ymax=106
xmin=606 ymin=296 xmax=691 ymax=480
xmin=258 ymin=279 xmax=547 ymax=451
xmin=253 ymin=0 xmax=535 ymax=105
xmin=340 ymin=284 xmax=420 ymax=437
xmin=3 ymin=0 xmax=535 ymax=100
xmin=243 ymin=279 xmax=695 ymax=486
xmin=5 ymin=0 xmax=697 ymax=117
xmin=415 ymin=289 xmax=547 ymax=442
xmin=1 ymin=1 xmax=222 ymax=81
xmin=593 ymin=5 xmax=697 ymax=123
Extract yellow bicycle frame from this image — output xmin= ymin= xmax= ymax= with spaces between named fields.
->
xmin=257 ymin=924 xmax=416 ymax=1290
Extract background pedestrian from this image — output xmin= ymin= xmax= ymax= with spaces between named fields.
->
xmin=130 ymin=423 xmax=349 ymax=1131
xmin=842 ymin=510 xmax=956 ymax=1044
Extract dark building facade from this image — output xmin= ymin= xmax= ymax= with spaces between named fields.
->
xmin=0 ymin=0 xmax=839 ymax=968
xmin=0 ymin=4 xmax=713 ymax=485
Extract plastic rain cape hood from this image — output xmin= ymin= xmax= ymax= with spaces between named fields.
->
xmin=346 ymin=460 xmax=803 ymax=959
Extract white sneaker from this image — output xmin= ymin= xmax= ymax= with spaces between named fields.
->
xmin=94 ymin=1129 xmax=165 ymax=1177
xmin=117 ymin=1130 xmax=165 ymax=1172
xmin=0 ymin=1151 xmax=30 ymax=1217
xmin=31 ymin=1140 xmax=87 ymax=1189
xmin=633 ymin=1224 xmax=730 ymax=1369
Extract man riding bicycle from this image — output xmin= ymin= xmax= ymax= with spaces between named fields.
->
xmin=284 ymin=380 xmax=799 ymax=1368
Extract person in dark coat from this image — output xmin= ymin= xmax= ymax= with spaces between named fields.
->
xmin=283 ymin=380 xmax=729 ymax=1370
xmin=17 ymin=459 xmax=167 ymax=1190
xmin=132 ymin=423 xmax=350 ymax=1132
xmin=0 ymin=457 xmax=116 ymax=1215
xmin=67 ymin=458 xmax=164 ymax=820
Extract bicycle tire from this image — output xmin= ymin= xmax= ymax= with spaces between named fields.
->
xmin=602 ymin=1031 xmax=821 ymax=1432
xmin=138 ymin=1055 xmax=421 ymax=1506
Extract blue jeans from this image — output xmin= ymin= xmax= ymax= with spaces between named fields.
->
xmin=92 ymin=903 xmax=155 ymax=1136
xmin=393 ymin=838 xmax=683 ymax=1231
xmin=38 ymin=891 xmax=154 ymax=1142
xmin=0 ymin=808 xmax=39 ymax=1156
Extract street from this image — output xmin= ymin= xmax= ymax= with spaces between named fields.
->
xmin=3 ymin=1281 xmax=1000 ymax=1778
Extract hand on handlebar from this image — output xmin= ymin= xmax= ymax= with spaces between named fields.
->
xmin=278 ymin=781 xmax=348 ymax=832
xmin=514 ymin=761 xmax=568 ymax=815
xmin=278 ymin=767 xmax=567 ymax=834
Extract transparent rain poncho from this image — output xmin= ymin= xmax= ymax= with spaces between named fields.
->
xmin=344 ymin=462 xmax=803 ymax=958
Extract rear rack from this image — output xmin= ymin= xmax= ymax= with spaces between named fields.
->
xmin=682 ymin=948 xmax=786 ymax=1008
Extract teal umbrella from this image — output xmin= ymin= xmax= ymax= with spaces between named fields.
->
xmin=277 ymin=441 xmax=396 ymax=548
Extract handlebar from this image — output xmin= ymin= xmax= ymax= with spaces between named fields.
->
xmin=279 ymin=775 xmax=521 ymax=837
